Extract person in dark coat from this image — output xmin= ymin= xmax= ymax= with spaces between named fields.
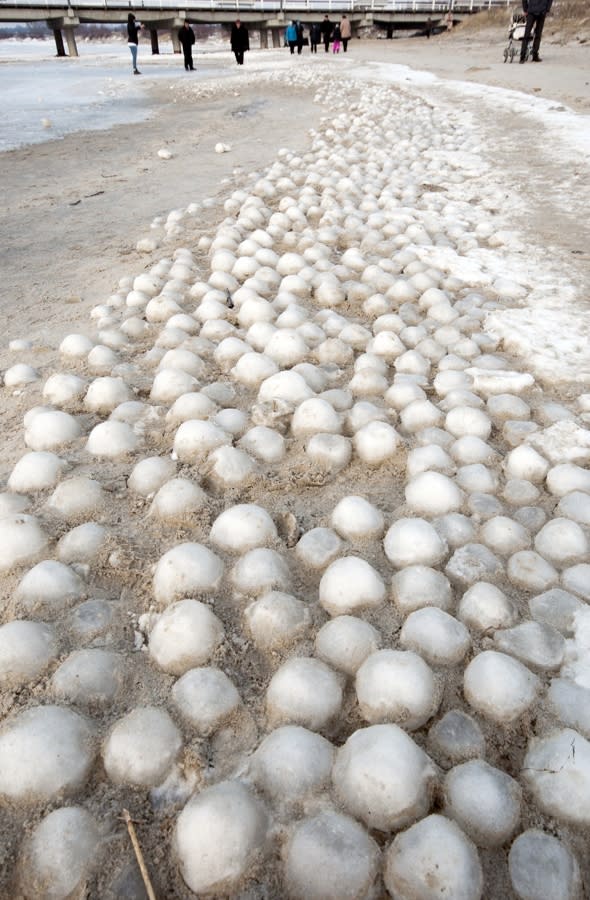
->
xmin=295 ymin=20 xmax=305 ymax=55
xmin=178 ymin=22 xmax=195 ymax=71
xmin=230 ymin=18 xmax=249 ymax=65
xmin=127 ymin=13 xmax=141 ymax=75
xmin=320 ymin=15 xmax=332 ymax=53
xmin=309 ymin=21 xmax=321 ymax=54
xmin=520 ymin=0 xmax=553 ymax=62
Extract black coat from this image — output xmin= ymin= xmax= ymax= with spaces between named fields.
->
xmin=320 ymin=19 xmax=332 ymax=38
xmin=231 ymin=23 xmax=250 ymax=53
xmin=127 ymin=19 xmax=140 ymax=44
xmin=179 ymin=26 xmax=195 ymax=48
xmin=522 ymin=0 xmax=553 ymax=14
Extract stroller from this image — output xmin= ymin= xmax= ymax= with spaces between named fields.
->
xmin=503 ymin=13 xmax=529 ymax=63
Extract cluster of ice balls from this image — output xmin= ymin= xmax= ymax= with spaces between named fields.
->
xmin=1 ymin=67 xmax=589 ymax=898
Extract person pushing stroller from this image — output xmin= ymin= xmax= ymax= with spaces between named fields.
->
xmin=520 ymin=0 xmax=553 ymax=63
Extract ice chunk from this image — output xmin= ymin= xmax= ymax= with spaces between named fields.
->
xmin=534 ymin=518 xmax=588 ymax=566
xmin=401 ymin=608 xmax=470 ymax=665
xmin=464 ymin=651 xmax=539 ymax=723
xmin=356 ymin=649 xmax=439 ymax=729
xmin=405 ymin=471 xmax=463 ymax=516
xmin=384 ymin=518 xmax=448 ymax=568
xmin=266 ymin=657 xmax=343 ymax=731
xmin=250 ymin=725 xmax=334 ymax=804
xmin=494 ymin=621 xmax=565 ymax=670
xmin=444 ymin=760 xmax=521 ymax=847
xmin=509 ymin=829 xmax=581 ymax=900
xmin=103 ymin=707 xmax=182 ymax=787
xmin=522 ymin=728 xmax=590 ymax=825
xmin=383 ymin=814 xmax=483 ymax=900
xmin=547 ymin=679 xmax=590 ymax=738
xmin=529 ymin=588 xmax=586 ymax=636
xmin=0 ymin=620 xmax=57 ymax=689
xmin=330 ymin=495 xmax=384 ymax=540
xmin=172 ymin=667 xmax=240 ymax=734
xmin=332 ymin=724 xmax=437 ymax=831
xmin=445 ymin=543 xmax=503 ymax=587
xmin=284 ymin=811 xmax=379 ymax=900
xmin=428 ymin=710 xmax=485 ymax=764
xmin=319 ymin=556 xmax=386 ymax=616
xmin=459 ymin=582 xmax=516 ymax=632
xmin=148 ymin=599 xmax=224 ymax=675
xmin=245 ymin=591 xmax=311 ymax=650
xmin=210 ymin=503 xmax=277 ymax=552
xmin=153 ymin=543 xmax=224 ymax=605
xmin=507 ymin=550 xmax=558 ymax=592
xmin=315 ymin=616 xmax=380 ymax=675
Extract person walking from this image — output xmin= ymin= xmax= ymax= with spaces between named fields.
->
xmin=127 ymin=13 xmax=141 ymax=75
xmin=332 ymin=21 xmax=341 ymax=53
xmin=520 ymin=0 xmax=553 ymax=62
xmin=230 ymin=18 xmax=249 ymax=65
xmin=285 ymin=21 xmax=298 ymax=54
xmin=425 ymin=17 xmax=433 ymax=38
xmin=340 ymin=15 xmax=351 ymax=52
xmin=309 ymin=21 xmax=321 ymax=53
xmin=296 ymin=20 xmax=305 ymax=55
xmin=178 ymin=21 xmax=195 ymax=71
xmin=320 ymin=15 xmax=332 ymax=53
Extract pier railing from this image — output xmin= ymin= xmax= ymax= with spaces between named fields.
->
xmin=0 ymin=0 xmax=514 ymax=11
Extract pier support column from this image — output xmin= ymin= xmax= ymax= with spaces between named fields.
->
xmin=171 ymin=29 xmax=181 ymax=53
xmin=150 ymin=28 xmax=160 ymax=54
xmin=52 ymin=27 xmax=67 ymax=57
xmin=259 ymin=28 xmax=268 ymax=49
xmin=272 ymin=27 xmax=282 ymax=48
xmin=64 ymin=25 xmax=78 ymax=57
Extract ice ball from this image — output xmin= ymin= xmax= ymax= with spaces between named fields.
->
xmin=128 ymin=456 xmax=176 ymax=497
xmin=210 ymin=504 xmax=277 ymax=553
xmin=16 ymin=559 xmax=85 ymax=616
xmin=284 ymin=811 xmax=379 ymax=900
xmin=103 ymin=706 xmax=182 ymax=787
xmin=401 ymin=608 xmax=470 ymax=666
xmin=153 ymin=543 xmax=224 ymax=606
xmin=384 ymin=518 xmax=448 ymax=568
xmin=464 ymin=651 xmax=539 ymax=723
xmin=19 ymin=807 xmax=101 ymax=900
xmin=508 ymin=829 xmax=581 ymax=900
xmin=330 ymin=495 xmax=384 ymax=541
xmin=245 ymin=591 xmax=311 ymax=651
xmin=250 ymin=725 xmax=334 ymax=804
xmin=383 ymin=814 xmax=483 ymax=900
xmin=444 ymin=759 xmax=522 ymax=847
xmin=319 ymin=556 xmax=386 ymax=616
xmin=0 ymin=706 xmax=95 ymax=803
xmin=149 ymin=599 xmax=224 ymax=675
xmin=0 ymin=620 xmax=57 ymax=689
xmin=86 ymin=421 xmax=139 ymax=457
xmin=332 ymin=724 xmax=437 ymax=831
xmin=51 ymin=649 xmax=125 ymax=707
xmin=315 ymin=616 xmax=380 ymax=676
xmin=266 ymin=657 xmax=343 ymax=731
xmin=0 ymin=514 xmax=49 ymax=571
xmin=8 ymin=451 xmax=66 ymax=493
xmin=174 ymin=781 xmax=268 ymax=894
xmin=356 ymin=649 xmax=439 ymax=730
xmin=172 ymin=667 xmax=240 ymax=734
xmin=522 ymin=728 xmax=590 ymax=825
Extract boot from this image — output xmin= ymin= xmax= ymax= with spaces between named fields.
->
xmin=133 ymin=68 xmax=141 ymax=74
xmin=532 ymin=53 xmax=542 ymax=61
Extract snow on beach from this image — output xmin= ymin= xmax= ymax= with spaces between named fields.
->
xmin=1 ymin=34 xmax=590 ymax=898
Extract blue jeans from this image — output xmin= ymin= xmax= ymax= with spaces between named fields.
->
xmin=129 ymin=43 xmax=138 ymax=70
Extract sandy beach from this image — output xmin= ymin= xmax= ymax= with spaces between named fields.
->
xmin=1 ymin=14 xmax=590 ymax=899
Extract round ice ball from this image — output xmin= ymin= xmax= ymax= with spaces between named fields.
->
xmin=445 ymin=406 xmax=491 ymax=440
xmin=51 ymin=649 xmax=125 ymax=707
xmin=292 ymin=398 xmax=341 ymax=437
xmin=428 ymin=710 xmax=486 ymax=765
xmin=0 ymin=620 xmax=57 ymax=689
xmin=149 ymin=599 xmax=224 ymax=675
xmin=42 ymin=373 xmax=86 ymax=406
xmin=103 ymin=706 xmax=182 ymax=787
xmin=315 ymin=616 xmax=380 ymax=676
xmin=245 ymin=591 xmax=311 ymax=651
xmin=4 ymin=363 xmax=39 ymax=386
xmin=405 ymin=471 xmax=463 ymax=516
xmin=8 ymin=451 xmax=66 ymax=493
xmin=250 ymin=725 xmax=334 ymax=804
xmin=46 ymin=476 xmax=104 ymax=521
xmin=534 ymin=518 xmax=588 ymax=566
xmin=401 ymin=608 xmax=470 ymax=666
xmin=210 ymin=504 xmax=277 ymax=553
xmin=231 ymin=548 xmax=290 ymax=596
xmin=57 ymin=522 xmax=106 ymax=565
xmin=522 ymin=728 xmax=590 ymax=826
xmin=84 ymin=376 xmax=133 ymax=414
xmin=330 ymin=495 xmax=384 ymax=541
xmin=392 ymin=565 xmax=453 ymax=614
xmin=505 ymin=445 xmax=549 ymax=483
xmin=266 ymin=657 xmax=343 ymax=731
xmin=306 ymin=433 xmax=352 ymax=471
xmin=480 ymin=515 xmax=531 ymax=556
xmin=444 ymin=759 xmax=522 ymax=847
xmin=284 ymin=811 xmax=380 ymax=900
xmin=295 ymin=527 xmax=342 ymax=570
xmin=0 ymin=706 xmax=95 ymax=803
xmin=86 ymin=421 xmax=139 ymax=457
xmin=353 ymin=421 xmax=400 ymax=465
xmin=25 ymin=410 xmax=82 ymax=451
xmin=384 ymin=518 xmax=448 ymax=568
xmin=174 ymin=781 xmax=268 ymax=895
xmin=458 ymin=582 xmax=516 ymax=632
xmin=239 ymin=425 xmax=285 ymax=463
xmin=509 ymin=829 xmax=582 ymax=900
xmin=128 ymin=456 xmax=176 ymax=497
xmin=149 ymin=477 xmax=207 ymax=522
xmin=332 ymin=724 xmax=437 ymax=832
xmin=319 ymin=556 xmax=386 ymax=616
xmin=16 ymin=559 xmax=85 ymax=616
xmin=464 ymin=651 xmax=539 ymax=723
xmin=204 ymin=446 xmax=255 ymax=488
xmin=172 ymin=667 xmax=240 ymax=734
xmin=19 ymin=807 xmax=101 ymax=900
xmin=356 ymin=649 xmax=439 ymax=730
xmin=0 ymin=514 xmax=49 ymax=571
xmin=153 ymin=543 xmax=224 ymax=606
xmin=383 ymin=814 xmax=483 ymax=900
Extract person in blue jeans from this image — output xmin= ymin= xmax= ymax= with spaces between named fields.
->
xmin=127 ymin=13 xmax=141 ymax=75
xmin=520 ymin=0 xmax=553 ymax=62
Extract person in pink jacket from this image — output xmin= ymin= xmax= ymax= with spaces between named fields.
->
xmin=340 ymin=15 xmax=352 ymax=52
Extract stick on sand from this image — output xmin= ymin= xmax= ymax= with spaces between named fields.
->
xmin=122 ymin=808 xmax=157 ymax=900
